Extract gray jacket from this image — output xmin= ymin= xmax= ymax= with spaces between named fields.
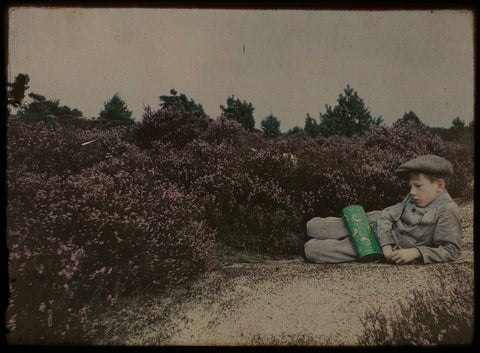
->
xmin=372 ymin=191 xmax=462 ymax=264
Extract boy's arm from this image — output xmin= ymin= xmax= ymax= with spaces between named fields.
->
xmin=375 ymin=196 xmax=408 ymax=249
xmin=415 ymin=203 xmax=463 ymax=264
xmin=381 ymin=244 xmax=394 ymax=261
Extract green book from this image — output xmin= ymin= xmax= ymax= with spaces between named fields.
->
xmin=342 ymin=205 xmax=383 ymax=263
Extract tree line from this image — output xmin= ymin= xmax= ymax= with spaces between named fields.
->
xmin=7 ymin=73 xmax=473 ymax=144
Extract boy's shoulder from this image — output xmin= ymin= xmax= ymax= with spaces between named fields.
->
xmin=432 ymin=191 xmax=461 ymax=215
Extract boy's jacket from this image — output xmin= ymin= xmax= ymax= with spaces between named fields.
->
xmin=372 ymin=191 xmax=462 ymax=264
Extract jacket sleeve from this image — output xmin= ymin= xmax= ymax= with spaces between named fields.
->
xmin=375 ymin=196 xmax=408 ymax=248
xmin=415 ymin=202 xmax=463 ymax=264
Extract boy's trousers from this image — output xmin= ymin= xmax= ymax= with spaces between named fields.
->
xmin=304 ymin=211 xmax=381 ymax=263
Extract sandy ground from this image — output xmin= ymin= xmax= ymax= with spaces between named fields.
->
xmin=96 ymin=199 xmax=474 ymax=346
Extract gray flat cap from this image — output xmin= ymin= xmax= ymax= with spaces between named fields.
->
xmin=395 ymin=155 xmax=453 ymax=177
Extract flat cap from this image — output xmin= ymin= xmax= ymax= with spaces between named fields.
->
xmin=395 ymin=155 xmax=453 ymax=177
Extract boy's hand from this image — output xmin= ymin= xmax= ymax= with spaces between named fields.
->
xmin=390 ymin=248 xmax=421 ymax=265
xmin=382 ymin=245 xmax=394 ymax=262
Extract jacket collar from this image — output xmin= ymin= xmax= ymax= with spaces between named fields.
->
xmin=405 ymin=190 xmax=452 ymax=209
xmin=426 ymin=190 xmax=452 ymax=209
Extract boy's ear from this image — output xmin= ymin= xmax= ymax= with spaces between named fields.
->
xmin=437 ymin=178 xmax=446 ymax=190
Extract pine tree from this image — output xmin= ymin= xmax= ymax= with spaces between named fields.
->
xmin=319 ymin=85 xmax=383 ymax=137
xmin=285 ymin=126 xmax=303 ymax=136
xmin=7 ymin=73 xmax=30 ymax=108
xmin=449 ymin=116 xmax=467 ymax=141
xmin=16 ymin=92 xmax=82 ymax=122
xmin=397 ymin=111 xmax=425 ymax=128
xmin=97 ymin=93 xmax=134 ymax=129
xmin=261 ymin=114 xmax=281 ymax=138
xmin=304 ymin=113 xmax=321 ymax=138
xmin=220 ymin=95 xmax=255 ymax=131
xmin=159 ymin=89 xmax=209 ymax=120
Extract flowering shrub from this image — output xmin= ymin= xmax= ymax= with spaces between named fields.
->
xmin=242 ymin=141 xmax=299 ymax=191
xmin=198 ymin=171 xmax=300 ymax=254
xmin=361 ymin=122 xmax=474 ymax=201
xmin=289 ymin=122 xmax=474 ymax=220
xmin=194 ymin=114 xmax=267 ymax=153
xmin=146 ymin=138 xmax=301 ymax=255
xmin=157 ymin=119 xmax=473 ymax=252
xmin=358 ymin=274 xmax=474 ymax=346
xmin=7 ymin=120 xmax=217 ymax=343
xmin=6 ymin=111 xmax=474 ymax=343
xmin=199 ymin=115 xmax=249 ymax=147
xmin=292 ymin=135 xmax=362 ymax=220
xmin=133 ymin=106 xmax=209 ymax=149
xmin=7 ymin=119 xmax=134 ymax=178
xmin=7 ymin=164 xmax=217 ymax=342
xmin=146 ymin=138 xmax=231 ymax=193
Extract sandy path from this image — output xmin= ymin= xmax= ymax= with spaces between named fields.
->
xmin=100 ymin=200 xmax=473 ymax=346
xmin=160 ymin=262 xmax=473 ymax=346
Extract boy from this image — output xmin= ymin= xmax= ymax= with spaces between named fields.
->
xmin=299 ymin=155 xmax=463 ymax=265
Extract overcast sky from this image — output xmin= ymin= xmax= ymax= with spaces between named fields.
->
xmin=8 ymin=7 xmax=474 ymax=131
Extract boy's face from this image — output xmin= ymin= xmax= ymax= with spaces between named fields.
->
xmin=408 ymin=173 xmax=443 ymax=207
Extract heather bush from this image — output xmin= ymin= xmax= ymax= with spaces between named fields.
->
xmin=241 ymin=141 xmax=300 ymax=201
xmin=142 ymin=133 xmax=301 ymax=255
xmin=7 ymin=119 xmax=134 ymax=178
xmin=279 ymin=131 xmax=315 ymax=154
xmin=7 ymin=122 xmax=217 ymax=343
xmin=7 ymin=164 xmax=217 ymax=342
xmin=146 ymin=139 xmax=298 ymax=254
xmin=292 ymin=135 xmax=366 ymax=219
xmin=199 ymin=115 xmax=267 ymax=151
xmin=133 ymin=106 xmax=209 ymax=149
xmin=361 ymin=122 xmax=474 ymax=200
xmin=199 ymin=115 xmax=249 ymax=147
xmin=143 ymin=138 xmax=231 ymax=197
xmin=358 ymin=274 xmax=474 ymax=346
xmin=196 ymin=170 xmax=301 ymax=254
xmin=6 ymin=112 xmax=474 ymax=343
xmin=290 ymin=122 xmax=473 ymax=220
xmin=185 ymin=120 xmax=472 ymax=251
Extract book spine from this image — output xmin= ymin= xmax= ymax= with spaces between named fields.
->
xmin=342 ymin=205 xmax=383 ymax=262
